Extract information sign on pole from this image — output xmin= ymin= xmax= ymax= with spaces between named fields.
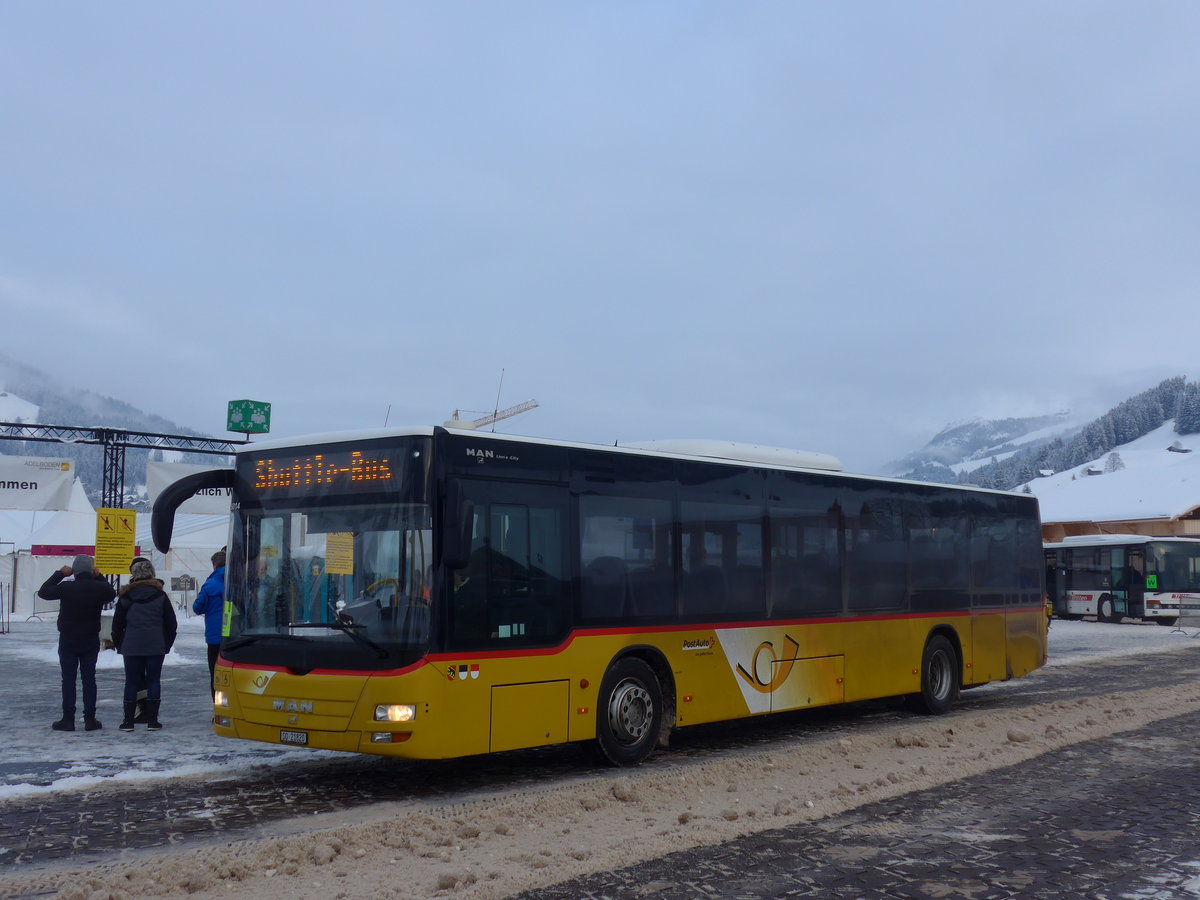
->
xmin=227 ymin=399 xmax=271 ymax=435
xmin=95 ymin=508 xmax=137 ymax=575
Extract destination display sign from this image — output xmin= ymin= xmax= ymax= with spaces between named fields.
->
xmin=250 ymin=448 xmax=396 ymax=495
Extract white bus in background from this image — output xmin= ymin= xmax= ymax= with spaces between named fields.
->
xmin=1045 ymin=534 xmax=1200 ymax=625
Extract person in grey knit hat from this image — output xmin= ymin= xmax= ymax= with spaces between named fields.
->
xmin=112 ymin=559 xmax=177 ymax=731
xmin=37 ymin=554 xmax=116 ymax=731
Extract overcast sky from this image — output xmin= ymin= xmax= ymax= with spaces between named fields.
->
xmin=2 ymin=3 xmax=1198 ymax=473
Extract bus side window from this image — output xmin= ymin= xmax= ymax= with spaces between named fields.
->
xmin=579 ymin=495 xmax=674 ymax=621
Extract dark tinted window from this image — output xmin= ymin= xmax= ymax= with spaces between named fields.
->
xmin=770 ymin=504 xmax=842 ymax=616
xmin=845 ymin=489 xmax=908 ymax=612
xmin=680 ymin=501 xmax=764 ymax=619
xmin=579 ymin=495 xmax=674 ymax=620
xmin=908 ymin=494 xmax=969 ymax=612
xmin=450 ymin=489 xmax=567 ymax=647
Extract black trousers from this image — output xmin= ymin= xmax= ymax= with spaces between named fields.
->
xmin=207 ymin=643 xmax=220 ymax=696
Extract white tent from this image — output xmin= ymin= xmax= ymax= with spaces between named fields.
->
xmin=0 ymin=478 xmax=96 ymax=553
xmin=2 ymin=478 xmax=231 ymax=620
xmin=0 ymin=479 xmax=99 ymax=619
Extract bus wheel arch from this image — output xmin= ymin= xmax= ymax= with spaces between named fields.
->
xmin=906 ymin=630 xmax=961 ymax=716
xmin=595 ymin=650 xmax=673 ymax=766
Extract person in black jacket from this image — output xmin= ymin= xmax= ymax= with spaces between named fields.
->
xmin=38 ymin=554 xmax=116 ymax=732
xmin=112 ymin=559 xmax=177 ymax=732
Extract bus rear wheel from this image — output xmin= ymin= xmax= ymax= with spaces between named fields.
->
xmin=596 ymin=657 xmax=663 ymax=767
xmin=1096 ymin=594 xmax=1115 ymax=623
xmin=1155 ymin=617 xmax=1178 ymax=627
xmin=907 ymin=635 xmax=960 ymax=716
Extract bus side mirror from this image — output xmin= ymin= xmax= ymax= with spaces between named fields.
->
xmin=442 ymin=483 xmax=474 ymax=570
xmin=152 ymin=468 xmax=235 ymax=553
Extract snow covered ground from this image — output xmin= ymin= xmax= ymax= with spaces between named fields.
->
xmin=1 ymin=614 xmax=1197 ymax=800
xmin=0 ymin=613 xmax=339 ymax=800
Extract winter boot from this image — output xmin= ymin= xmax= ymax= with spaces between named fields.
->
xmin=84 ymin=716 xmax=103 ymax=731
xmin=119 ymin=703 xmax=136 ymax=732
xmin=145 ymin=700 xmax=162 ymax=731
xmin=51 ymin=717 xmax=75 ymax=732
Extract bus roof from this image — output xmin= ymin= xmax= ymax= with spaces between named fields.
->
xmin=616 ymin=439 xmax=843 ymax=472
xmin=235 ymin=425 xmax=1033 ymax=499
xmin=1044 ymin=533 xmax=1200 ymax=549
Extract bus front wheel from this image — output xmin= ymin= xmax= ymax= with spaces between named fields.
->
xmin=907 ymin=635 xmax=960 ymax=716
xmin=1096 ymin=595 xmax=1115 ymax=623
xmin=596 ymin=657 xmax=663 ymax=766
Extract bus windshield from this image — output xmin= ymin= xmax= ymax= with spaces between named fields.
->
xmin=1147 ymin=542 xmax=1200 ymax=592
xmin=226 ymin=503 xmax=432 ymax=662
xmin=223 ymin=437 xmax=434 ymax=670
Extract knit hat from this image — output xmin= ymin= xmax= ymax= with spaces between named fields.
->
xmin=130 ymin=559 xmax=156 ymax=582
xmin=72 ymin=554 xmax=94 ymax=576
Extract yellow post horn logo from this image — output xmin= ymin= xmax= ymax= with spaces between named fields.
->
xmin=736 ymin=635 xmax=800 ymax=693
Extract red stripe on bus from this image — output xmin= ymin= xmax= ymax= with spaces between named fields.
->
xmin=220 ymin=606 xmax=1040 ymax=676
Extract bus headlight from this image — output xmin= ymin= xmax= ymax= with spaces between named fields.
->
xmin=375 ymin=704 xmax=416 ymax=722
xmin=214 ymin=690 xmax=229 ymax=708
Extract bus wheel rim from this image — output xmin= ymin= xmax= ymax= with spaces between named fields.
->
xmin=929 ymin=652 xmax=950 ymax=700
xmin=608 ymin=680 xmax=652 ymax=743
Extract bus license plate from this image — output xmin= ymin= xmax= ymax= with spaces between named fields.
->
xmin=280 ymin=730 xmax=308 ymax=745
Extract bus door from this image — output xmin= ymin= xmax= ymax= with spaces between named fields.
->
xmin=1126 ymin=548 xmax=1146 ymax=617
xmin=1109 ymin=548 xmax=1129 ymax=618
xmin=445 ymin=479 xmax=571 ymax=753
xmin=1044 ymin=550 xmax=1060 ymax=616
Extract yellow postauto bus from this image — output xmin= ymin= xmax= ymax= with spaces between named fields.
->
xmin=152 ymin=427 xmax=1047 ymax=766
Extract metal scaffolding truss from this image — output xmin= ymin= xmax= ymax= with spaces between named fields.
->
xmin=0 ymin=421 xmax=245 ymax=510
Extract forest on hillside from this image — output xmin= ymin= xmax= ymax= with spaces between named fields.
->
xmin=0 ymin=354 xmax=228 ymax=507
xmin=960 ymin=377 xmax=1200 ymax=490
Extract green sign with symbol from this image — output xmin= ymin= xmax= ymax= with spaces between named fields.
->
xmin=1145 ymin=574 xmax=1158 ymax=590
xmin=227 ymin=399 xmax=271 ymax=434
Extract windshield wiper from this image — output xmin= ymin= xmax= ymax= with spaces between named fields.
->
xmin=222 ymin=632 xmax=305 ymax=651
xmin=287 ymin=621 xmax=391 ymax=659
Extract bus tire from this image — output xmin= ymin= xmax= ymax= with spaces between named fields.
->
xmin=1097 ymin=594 xmax=1115 ymax=623
xmin=907 ymin=635 xmax=960 ymax=716
xmin=596 ymin=657 xmax=663 ymax=767
xmin=1155 ymin=617 xmax=1178 ymax=627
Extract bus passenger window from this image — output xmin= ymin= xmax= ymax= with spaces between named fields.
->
xmin=579 ymin=495 xmax=674 ymax=621
xmin=680 ymin=501 xmax=764 ymax=619
xmin=770 ymin=507 xmax=841 ymax=617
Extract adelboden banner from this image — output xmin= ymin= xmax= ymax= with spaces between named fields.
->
xmin=0 ymin=457 xmax=74 ymax=511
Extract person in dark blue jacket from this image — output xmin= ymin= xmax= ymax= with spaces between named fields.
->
xmin=192 ymin=549 xmax=226 ymax=696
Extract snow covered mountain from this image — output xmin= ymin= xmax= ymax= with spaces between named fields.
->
xmin=1027 ymin=421 xmax=1200 ymax=531
xmin=0 ymin=389 xmax=38 ymax=424
xmin=0 ymin=353 xmax=223 ymax=502
xmin=886 ymin=411 xmax=1086 ymax=483
xmin=890 ymin=377 xmax=1200 ymax=491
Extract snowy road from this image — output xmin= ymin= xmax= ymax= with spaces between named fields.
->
xmin=1 ymin=616 xmax=1195 ymax=799
xmin=3 ymin=617 xmax=1200 ymax=898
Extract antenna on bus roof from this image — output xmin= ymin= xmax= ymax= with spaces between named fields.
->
xmin=491 ymin=369 xmax=506 ymax=433
xmin=383 ymin=404 xmax=391 ymax=427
